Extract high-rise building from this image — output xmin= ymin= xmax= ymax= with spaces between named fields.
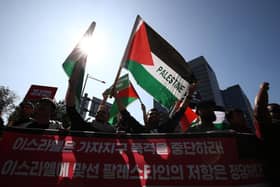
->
xmin=188 ymin=56 xmax=224 ymax=107
xmin=221 ymin=85 xmax=254 ymax=128
xmin=154 ymin=56 xmax=253 ymax=129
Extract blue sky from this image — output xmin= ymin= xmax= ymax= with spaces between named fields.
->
xmin=0 ymin=0 xmax=279 ymax=123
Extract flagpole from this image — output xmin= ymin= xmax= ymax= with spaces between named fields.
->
xmin=138 ymin=97 xmax=143 ymax=105
xmin=81 ymin=73 xmax=106 ymax=98
xmin=81 ymin=73 xmax=89 ymax=98
xmin=109 ymin=15 xmax=142 ymax=99
xmin=88 ymin=75 xmax=106 ymax=84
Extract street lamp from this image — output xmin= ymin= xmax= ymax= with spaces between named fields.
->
xmin=81 ymin=73 xmax=106 ymax=98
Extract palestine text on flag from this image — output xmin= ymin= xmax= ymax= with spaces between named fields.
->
xmin=121 ymin=15 xmax=195 ymax=110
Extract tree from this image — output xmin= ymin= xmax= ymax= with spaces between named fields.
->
xmin=0 ymin=86 xmax=18 ymax=114
xmin=55 ymin=100 xmax=71 ymax=129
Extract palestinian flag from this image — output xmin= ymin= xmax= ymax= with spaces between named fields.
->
xmin=180 ymin=107 xmax=198 ymax=132
xmin=62 ymin=22 xmax=96 ymax=111
xmin=121 ymin=15 xmax=195 ymax=110
xmin=108 ymin=74 xmax=139 ymax=124
xmin=172 ymin=100 xmax=198 ymax=132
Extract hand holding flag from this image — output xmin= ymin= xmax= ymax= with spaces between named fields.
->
xmin=106 ymin=74 xmax=140 ymax=125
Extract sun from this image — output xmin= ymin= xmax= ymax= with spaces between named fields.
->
xmin=71 ymin=25 xmax=108 ymax=61
xmin=78 ymin=36 xmax=94 ymax=55
xmin=76 ymin=28 xmax=107 ymax=59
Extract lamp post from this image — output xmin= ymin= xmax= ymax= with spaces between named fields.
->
xmin=80 ymin=74 xmax=106 ymax=119
xmin=81 ymin=73 xmax=106 ymax=98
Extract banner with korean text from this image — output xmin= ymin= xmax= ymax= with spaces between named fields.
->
xmin=0 ymin=129 xmax=265 ymax=186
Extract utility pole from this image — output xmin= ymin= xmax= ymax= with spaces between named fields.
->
xmin=81 ymin=73 xmax=106 ymax=98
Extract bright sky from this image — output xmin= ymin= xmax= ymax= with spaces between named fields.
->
xmin=0 ymin=0 xmax=279 ymax=123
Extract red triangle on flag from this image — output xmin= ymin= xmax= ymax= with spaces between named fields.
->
xmin=180 ymin=107 xmax=198 ymax=132
xmin=128 ymin=23 xmax=154 ymax=66
xmin=117 ymin=83 xmax=139 ymax=99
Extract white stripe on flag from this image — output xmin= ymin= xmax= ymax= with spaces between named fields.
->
xmin=143 ymin=52 xmax=190 ymax=100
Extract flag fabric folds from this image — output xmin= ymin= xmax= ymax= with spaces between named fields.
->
xmin=172 ymin=100 xmax=198 ymax=132
xmin=180 ymin=107 xmax=198 ymax=132
xmin=121 ymin=15 xmax=195 ymax=110
xmin=108 ymin=74 xmax=139 ymax=125
xmin=62 ymin=22 xmax=96 ymax=111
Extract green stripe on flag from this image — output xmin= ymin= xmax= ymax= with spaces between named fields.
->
xmin=127 ymin=60 xmax=177 ymax=109
xmin=109 ymin=97 xmax=138 ymax=125
xmin=63 ymin=60 xmax=76 ymax=78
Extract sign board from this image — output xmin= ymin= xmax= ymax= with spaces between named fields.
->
xmin=24 ymin=85 xmax=57 ymax=101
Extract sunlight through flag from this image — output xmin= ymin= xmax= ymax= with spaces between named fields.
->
xmin=62 ymin=22 xmax=96 ymax=111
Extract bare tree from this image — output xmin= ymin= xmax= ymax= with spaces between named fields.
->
xmin=0 ymin=86 xmax=18 ymax=115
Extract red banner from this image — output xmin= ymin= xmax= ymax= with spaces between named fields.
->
xmin=0 ymin=130 xmax=265 ymax=186
xmin=24 ymin=84 xmax=57 ymax=100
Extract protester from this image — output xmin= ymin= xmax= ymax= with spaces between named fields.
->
xmin=254 ymin=82 xmax=280 ymax=186
xmin=186 ymin=100 xmax=217 ymax=132
xmin=65 ymin=73 xmax=115 ymax=133
xmin=112 ymin=83 xmax=196 ymax=133
xmin=22 ymin=98 xmax=64 ymax=129
xmin=114 ymin=102 xmax=151 ymax=133
xmin=225 ymin=108 xmax=252 ymax=133
xmin=187 ymin=100 xmax=230 ymax=132
xmin=8 ymin=101 xmax=34 ymax=127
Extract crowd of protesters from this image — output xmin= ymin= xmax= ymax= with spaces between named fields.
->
xmin=0 ymin=81 xmax=279 ymax=186
xmin=1 ymin=82 xmax=278 ymax=135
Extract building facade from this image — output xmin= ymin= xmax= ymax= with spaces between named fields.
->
xmin=221 ymin=85 xmax=254 ymax=128
xmin=188 ymin=56 xmax=225 ymax=107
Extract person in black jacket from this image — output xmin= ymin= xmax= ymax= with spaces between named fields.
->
xmin=65 ymin=61 xmax=115 ymax=133
xmin=254 ymin=82 xmax=280 ymax=187
xmin=112 ymin=84 xmax=196 ymax=133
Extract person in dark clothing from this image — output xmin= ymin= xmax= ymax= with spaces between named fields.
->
xmin=254 ymin=82 xmax=280 ymax=187
xmin=187 ymin=100 xmax=218 ymax=132
xmin=113 ymin=83 xmax=196 ymax=133
xmin=187 ymin=100 xmax=231 ymax=133
xmin=225 ymin=108 xmax=252 ymax=133
xmin=8 ymin=101 xmax=34 ymax=127
xmin=24 ymin=98 xmax=64 ymax=129
xmin=65 ymin=63 xmax=115 ymax=133
xmin=66 ymin=100 xmax=115 ymax=132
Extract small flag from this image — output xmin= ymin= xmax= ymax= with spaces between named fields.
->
xmin=108 ymin=74 xmax=139 ymax=125
xmin=180 ymin=107 xmax=198 ymax=132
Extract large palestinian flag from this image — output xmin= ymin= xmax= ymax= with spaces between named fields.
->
xmin=108 ymin=74 xmax=139 ymax=124
xmin=121 ymin=15 xmax=195 ymax=110
xmin=62 ymin=22 xmax=96 ymax=111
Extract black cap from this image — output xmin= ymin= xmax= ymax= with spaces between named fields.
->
xmin=38 ymin=97 xmax=56 ymax=110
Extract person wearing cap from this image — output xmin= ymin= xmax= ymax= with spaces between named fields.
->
xmin=8 ymin=101 xmax=34 ymax=127
xmin=24 ymin=98 xmax=64 ymax=129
